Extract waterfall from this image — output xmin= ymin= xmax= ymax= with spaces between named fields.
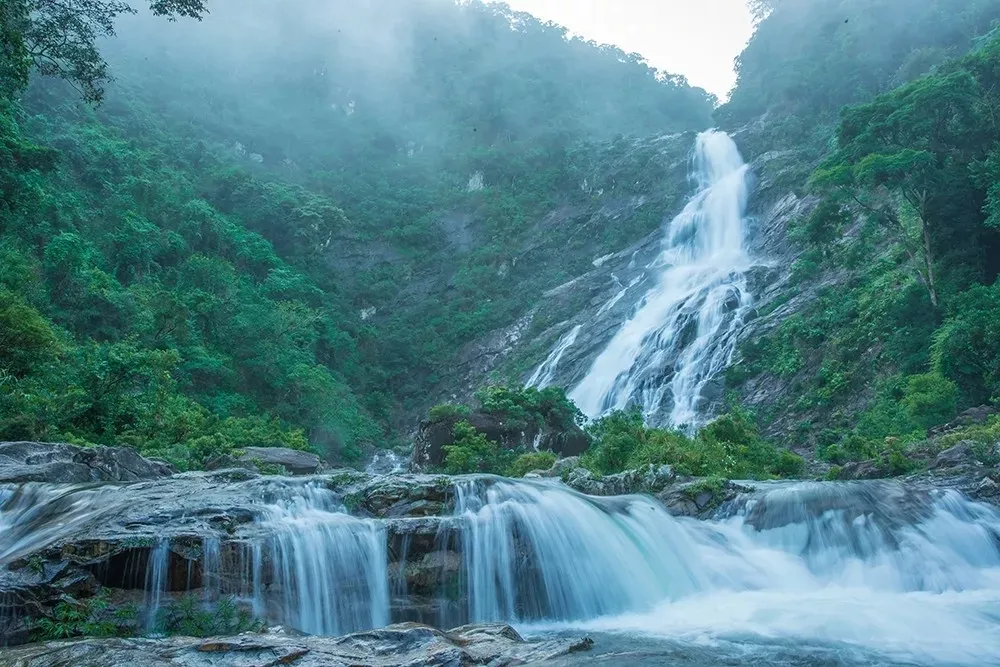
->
xmin=525 ymin=325 xmax=583 ymax=389
xmin=569 ymin=130 xmax=753 ymax=429
xmin=258 ymin=485 xmax=389 ymax=635
xmin=4 ymin=474 xmax=1000 ymax=662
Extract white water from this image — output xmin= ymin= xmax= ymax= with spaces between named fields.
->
xmin=4 ymin=476 xmax=1000 ymax=664
xmin=450 ymin=479 xmax=1000 ymax=665
xmin=525 ymin=325 xmax=583 ymax=389
xmin=569 ymin=130 xmax=753 ymax=429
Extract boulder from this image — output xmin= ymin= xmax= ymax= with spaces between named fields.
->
xmin=0 ymin=623 xmax=593 ymax=666
xmin=932 ymin=442 xmax=976 ymax=470
xmin=237 ymin=447 xmax=324 ymax=475
xmin=540 ymin=455 xmax=581 ymax=477
xmin=929 ymin=406 xmax=997 ymax=437
xmin=410 ymin=412 xmax=591 ymax=471
xmin=0 ymin=442 xmax=174 ymax=484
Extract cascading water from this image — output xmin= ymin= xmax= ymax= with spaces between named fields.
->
xmin=3 ymin=473 xmax=1000 ymax=664
xmin=525 ymin=325 xmax=583 ymax=389
xmin=568 ymin=130 xmax=753 ymax=429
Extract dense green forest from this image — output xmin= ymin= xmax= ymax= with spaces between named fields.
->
xmin=5 ymin=0 xmax=1000 ymax=477
xmin=0 ymin=0 xmax=713 ymax=467
xmin=723 ymin=0 xmax=1000 ymax=473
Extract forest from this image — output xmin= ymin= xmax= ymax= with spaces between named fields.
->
xmin=2 ymin=0 xmax=1000 ymax=479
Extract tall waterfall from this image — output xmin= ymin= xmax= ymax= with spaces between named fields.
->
xmin=569 ymin=130 xmax=753 ymax=428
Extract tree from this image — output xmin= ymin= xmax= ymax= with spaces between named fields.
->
xmin=811 ymin=71 xmax=983 ymax=309
xmin=8 ymin=0 xmax=209 ymax=103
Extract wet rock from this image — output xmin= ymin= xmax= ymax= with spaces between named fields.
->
xmin=563 ymin=464 xmax=676 ymax=496
xmin=0 ymin=442 xmax=174 ymax=484
xmin=411 ymin=413 xmax=591 ymax=472
xmin=932 ymin=442 xmax=976 ymax=470
xmin=0 ymin=623 xmax=591 ymax=666
xmin=540 ymin=456 xmax=581 ymax=477
xmin=237 ymin=447 xmax=324 ymax=475
xmin=837 ymin=460 xmax=884 ymax=480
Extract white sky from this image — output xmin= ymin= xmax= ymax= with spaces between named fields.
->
xmin=494 ymin=0 xmax=755 ymax=99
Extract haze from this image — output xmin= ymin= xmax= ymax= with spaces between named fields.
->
xmin=497 ymin=0 xmax=755 ymax=98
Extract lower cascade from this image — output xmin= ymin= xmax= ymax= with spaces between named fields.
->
xmin=3 ymin=470 xmax=1000 ymax=664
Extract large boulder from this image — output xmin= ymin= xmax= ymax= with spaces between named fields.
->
xmin=238 ymin=447 xmax=324 ymax=475
xmin=931 ymin=442 xmax=976 ymax=470
xmin=0 ymin=442 xmax=174 ymax=484
xmin=410 ymin=412 xmax=591 ymax=471
xmin=0 ymin=623 xmax=592 ymax=666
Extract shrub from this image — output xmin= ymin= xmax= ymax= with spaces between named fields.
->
xmin=442 ymin=420 xmax=513 ymax=474
xmin=155 ymin=596 xmax=264 ymax=637
xmin=428 ymin=403 xmax=471 ymax=423
xmin=901 ymin=373 xmax=958 ymax=431
xmin=32 ymin=592 xmax=137 ymax=640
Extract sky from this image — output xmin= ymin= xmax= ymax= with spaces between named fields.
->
xmin=494 ymin=0 xmax=755 ymax=99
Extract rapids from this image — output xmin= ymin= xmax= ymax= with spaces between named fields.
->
xmin=2 ymin=474 xmax=1000 ymax=665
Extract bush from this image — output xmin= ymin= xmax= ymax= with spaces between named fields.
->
xmin=901 ymin=373 xmax=958 ymax=431
xmin=155 ymin=595 xmax=264 ymax=637
xmin=442 ymin=420 xmax=513 ymax=474
xmin=32 ymin=592 xmax=137 ymax=640
xmin=427 ymin=403 xmax=471 ymax=423
xmin=474 ymin=385 xmax=582 ymax=430
xmin=507 ymin=451 xmax=557 ymax=477
xmin=582 ymin=406 xmax=804 ymax=480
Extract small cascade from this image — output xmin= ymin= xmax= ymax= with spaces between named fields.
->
xmin=259 ymin=486 xmax=389 ymax=635
xmin=4 ymin=473 xmax=1000 ymax=662
xmin=143 ymin=539 xmax=170 ymax=630
xmin=568 ymin=130 xmax=753 ymax=429
xmin=365 ymin=450 xmax=408 ymax=474
xmin=525 ymin=325 xmax=583 ymax=389
xmin=447 ymin=478 xmax=704 ymax=623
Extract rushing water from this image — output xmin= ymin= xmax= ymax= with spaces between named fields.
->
xmin=2 ymin=476 xmax=1000 ymax=664
xmin=563 ymin=130 xmax=752 ymax=429
xmin=525 ymin=325 xmax=584 ymax=389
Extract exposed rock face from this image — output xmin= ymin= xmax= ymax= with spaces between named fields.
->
xmin=239 ymin=447 xmax=324 ymax=475
xmin=411 ymin=413 xmax=590 ymax=472
xmin=0 ymin=442 xmax=175 ymax=484
xmin=0 ymin=623 xmax=591 ymax=667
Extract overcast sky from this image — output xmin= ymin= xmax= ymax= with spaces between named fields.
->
xmin=495 ymin=0 xmax=755 ymax=99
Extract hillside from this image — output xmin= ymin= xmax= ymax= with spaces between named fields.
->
xmin=0 ymin=0 xmax=714 ymax=465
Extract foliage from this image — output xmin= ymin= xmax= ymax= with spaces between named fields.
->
xmin=32 ymin=592 xmax=137 ymax=640
xmin=0 ymin=0 xmax=716 ymax=465
xmin=474 ymin=385 xmax=583 ymax=431
xmin=582 ymin=407 xmax=804 ymax=480
xmin=728 ymin=28 xmax=1000 ymax=459
xmin=442 ymin=420 xmax=513 ymax=475
xmin=427 ymin=403 xmax=471 ymax=424
xmin=507 ymin=450 xmax=557 ymax=478
xmin=154 ymin=595 xmax=264 ymax=637
xmin=7 ymin=0 xmax=207 ymax=103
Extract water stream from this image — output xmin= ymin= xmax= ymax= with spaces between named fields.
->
xmin=2 ymin=476 xmax=999 ymax=664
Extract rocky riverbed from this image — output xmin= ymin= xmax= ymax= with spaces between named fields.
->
xmin=3 ymin=440 xmax=1000 ymax=664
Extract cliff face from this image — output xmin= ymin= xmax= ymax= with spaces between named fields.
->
xmin=425 ymin=133 xmax=812 ymax=435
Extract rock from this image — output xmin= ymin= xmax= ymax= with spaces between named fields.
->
xmin=932 ymin=442 xmax=976 ymax=470
xmin=0 ymin=623 xmax=592 ymax=666
xmin=929 ymin=406 xmax=997 ymax=437
xmin=563 ymin=464 xmax=676 ymax=496
xmin=410 ymin=413 xmax=591 ymax=472
xmin=837 ymin=460 xmax=884 ymax=480
xmin=237 ymin=447 xmax=324 ymax=475
xmin=541 ymin=455 xmax=581 ymax=477
xmin=0 ymin=442 xmax=174 ymax=484
xmin=973 ymin=476 xmax=1000 ymax=499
